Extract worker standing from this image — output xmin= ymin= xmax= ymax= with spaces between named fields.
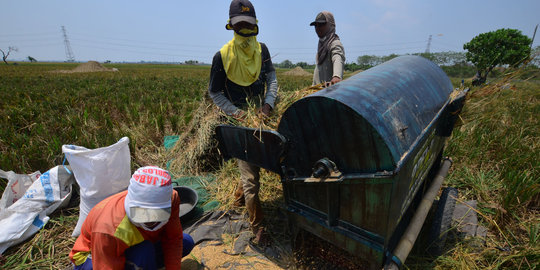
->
xmin=69 ymin=166 xmax=194 ymax=269
xmin=310 ymin=11 xmax=346 ymax=86
xmin=208 ymin=0 xmax=278 ymax=246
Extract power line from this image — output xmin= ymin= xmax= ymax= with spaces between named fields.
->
xmin=0 ymin=28 xmax=469 ymax=62
xmin=346 ymin=40 xmax=427 ymax=49
xmin=2 ymin=30 xmax=452 ymax=56
xmin=430 ymin=44 xmax=464 ymax=52
xmin=0 ymin=32 xmax=59 ymax=37
xmin=72 ymin=44 xmax=211 ymax=59
xmin=17 ymin=42 xmax=63 ymax=48
xmin=0 ymin=37 xmax=61 ymax=44
xmin=70 ymin=38 xmax=213 ymax=53
xmin=69 ymin=32 xmax=429 ymax=51
xmin=431 ymin=40 xmax=463 ymax=50
xmin=69 ymin=32 xmax=219 ymax=49
xmin=270 ymin=40 xmax=427 ymax=50
xmin=347 ymin=46 xmax=427 ymax=53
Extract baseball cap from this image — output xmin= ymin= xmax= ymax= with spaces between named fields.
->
xmin=229 ymin=0 xmax=257 ymax=25
xmin=124 ymin=166 xmax=173 ymax=223
xmin=310 ymin=12 xmax=327 ymax=26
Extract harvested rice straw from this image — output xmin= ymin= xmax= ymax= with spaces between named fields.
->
xmin=471 ymin=54 xmax=538 ymax=98
xmin=167 ymin=83 xmax=323 ymax=177
xmin=166 ymin=98 xmax=222 ymax=175
xmin=197 ymin=84 xmax=322 ymax=209
xmin=210 ymin=84 xmax=324 ymax=209
xmin=449 ymin=89 xmax=463 ymax=100
xmin=223 ymin=83 xmax=324 ymax=133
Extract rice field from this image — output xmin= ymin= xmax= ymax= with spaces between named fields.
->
xmin=0 ymin=62 xmax=538 ymax=269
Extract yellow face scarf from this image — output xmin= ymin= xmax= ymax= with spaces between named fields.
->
xmin=220 ymin=32 xmax=262 ymax=86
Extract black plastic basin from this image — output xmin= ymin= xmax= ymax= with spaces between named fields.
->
xmin=173 ymin=186 xmax=198 ymax=218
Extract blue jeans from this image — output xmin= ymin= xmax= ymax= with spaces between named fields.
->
xmin=75 ymin=233 xmax=195 ymax=270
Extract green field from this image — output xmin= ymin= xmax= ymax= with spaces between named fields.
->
xmin=0 ymin=62 xmax=538 ymax=269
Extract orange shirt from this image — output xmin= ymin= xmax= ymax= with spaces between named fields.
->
xmin=69 ymin=190 xmax=183 ymax=270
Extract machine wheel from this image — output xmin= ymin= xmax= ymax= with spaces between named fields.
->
xmin=426 ymin=187 xmax=458 ymax=256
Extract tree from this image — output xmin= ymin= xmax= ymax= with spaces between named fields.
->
xmin=295 ymin=61 xmax=309 ymax=69
xmin=357 ymin=55 xmax=380 ymax=68
xmin=278 ymin=59 xmax=293 ymax=69
xmin=28 ymin=56 xmax=37 ymax=62
xmin=344 ymin=62 xmax=362 ymax=72
xmin=463 ymin=28 xmax=532 ymax=85
xmin=1 ymin=46 xmax=18 ymax=64
xmin=415 ymin=52 xmax=437 ymax=63
xmin=381 ymin=53 xmax=399 ymax=63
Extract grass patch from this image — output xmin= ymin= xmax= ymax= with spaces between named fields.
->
xmin=0 ymin=208 xmax=78 ymax=269
xmin=438 ymin=76 xmax=540 ymax=269
xmin=0 ymin=63 xmax=210 ymax=174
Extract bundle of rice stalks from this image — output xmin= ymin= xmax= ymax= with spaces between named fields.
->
xmin=213 ymin=159 xmax=284 ymax=210
xmin=166 ymin=98 xmax=222 ymax=176
xmin=224 ymin=83 xmax=324 ymax=132
xmin=166 ymin=84 xmax=323 ymax=178
xmin=211 ymin=84 xmax=324 ymax=209
xmin=166 ymin=83 xmax=323 ymax=211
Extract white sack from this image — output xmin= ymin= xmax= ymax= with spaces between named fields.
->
xmin=62 ymin=137 xmax=131 ymax=237
xmin=0 ymin=169 xmax=41 ymax=210
xmin=0 ymin=166 xmax=73 ymax=254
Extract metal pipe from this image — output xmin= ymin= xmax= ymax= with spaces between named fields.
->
xmin=384 ymin=157 xmax=453 ymax=269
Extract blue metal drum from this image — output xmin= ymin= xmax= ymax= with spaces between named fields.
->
xmin=216 ymin=55 xmax=466 ymax=268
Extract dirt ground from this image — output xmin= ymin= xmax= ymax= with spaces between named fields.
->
xmin=178 ymin=207 xmax=367 ymax=270
xmin=51 ymin=61 xmax=118 ymax=73
xmin=283 ymin=67 xmax=312 ymax=76
xmin=181 ymin=240 xmax=284 ymax=269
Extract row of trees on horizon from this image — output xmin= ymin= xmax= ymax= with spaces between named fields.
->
xmin=276 ymin=28 xmax=539 ymax=83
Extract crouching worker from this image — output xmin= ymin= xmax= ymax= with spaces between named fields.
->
xmin=69 ymin=166 xmax=195 ymax=269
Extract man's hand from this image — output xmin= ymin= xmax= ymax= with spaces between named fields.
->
xmin=324 ymin=76 xmax=342 ymax=87
xmin=232 ymin=110 xmax=246 ymax=121
xmin=258 ymin=103 xmax=272 ymax=117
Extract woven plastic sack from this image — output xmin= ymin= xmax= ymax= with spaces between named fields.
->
xmin=0 ymin=169 xmax=41 ymax=210
xmin=0 ymin=166 xmax=73 ymax=254
xmin=62 ymin=137 xmax=131 ymax=237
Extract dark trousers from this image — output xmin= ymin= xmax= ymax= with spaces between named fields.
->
xmin=74 ymin=233 xmax=195 ymax=270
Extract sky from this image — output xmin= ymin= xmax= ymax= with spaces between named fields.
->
xmin=1 ymin=0 xmax=539 ymax=64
